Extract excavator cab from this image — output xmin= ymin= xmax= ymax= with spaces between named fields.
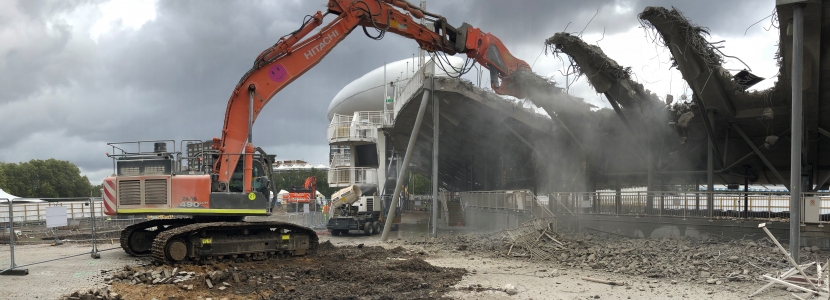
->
xmin=229 ymin=158 xmax=269 ymax=194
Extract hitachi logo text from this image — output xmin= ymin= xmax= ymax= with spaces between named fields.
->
xmin=304 ymin=30 xmax=339 ymax=60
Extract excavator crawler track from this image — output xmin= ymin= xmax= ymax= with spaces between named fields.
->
xmin=151 ymin=221 xmax=318 ymax=265
xmin=120 ymin=219 xmax=193 ymax=257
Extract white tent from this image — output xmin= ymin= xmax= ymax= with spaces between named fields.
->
xmin=276 ymin=190 xmax=289 ymax=203
xmin=0 ymin=188 xmax=19 ymax=200
xmin=0 ymin=189 xmax=45 ymax=203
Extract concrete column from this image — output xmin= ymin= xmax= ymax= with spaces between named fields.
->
xmin=790 ymin=3 xmax=805 ymax=263
xmin=376 ymin=130 xmax=387 ymax=196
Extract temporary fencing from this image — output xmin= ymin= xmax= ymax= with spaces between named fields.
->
xmin=1 ymin=197 xmax=145 ymax=276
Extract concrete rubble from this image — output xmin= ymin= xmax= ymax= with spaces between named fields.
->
xmin=415 ymin=220 xmax=830 ymax=287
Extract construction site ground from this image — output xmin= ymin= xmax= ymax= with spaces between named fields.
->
xmin=0 ymin=211 xmax=815 ymax=299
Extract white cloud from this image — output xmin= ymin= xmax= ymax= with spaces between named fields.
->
xmin=90 ymin=0 xmax=157 ymax=42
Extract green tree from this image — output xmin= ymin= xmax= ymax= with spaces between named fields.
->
xmin=271 ymin=168 xmax=336 ymax=198
xmin=0 ymin=162 xmax=7 ymax=192
xmin=410 ymin=173 xmax=432 ymax=195
xmin=0 ymin=159 xmax=96 ymax=198
xmin=91 ymin=184 xmax=103 ymax=197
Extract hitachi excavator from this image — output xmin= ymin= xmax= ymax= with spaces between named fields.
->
xmin=101 ymin=0 xmax=531 ymax=265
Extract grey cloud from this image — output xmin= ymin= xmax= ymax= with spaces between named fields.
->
xmin=0 ymin=0 xmax=775 ymax=182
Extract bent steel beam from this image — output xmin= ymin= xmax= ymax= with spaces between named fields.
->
xmin=731 ymin=124 xmax=790 ymax=191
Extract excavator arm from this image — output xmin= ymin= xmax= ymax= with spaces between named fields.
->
xmin=214 ymin=0 xmax=531 ymax=192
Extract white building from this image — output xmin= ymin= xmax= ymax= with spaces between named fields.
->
xmin=326 ymin=56 xmax=464 ymax=197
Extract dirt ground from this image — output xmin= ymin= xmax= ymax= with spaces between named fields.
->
xmin=81 ymin=240 xmax=465 ymax=300
xmin=56 ymin=213 xmax=827 ymax=300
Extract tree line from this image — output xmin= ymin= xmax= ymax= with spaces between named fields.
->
xmin=271 ymin=168 xmax=336 ymax=198
xmin=0 ymin=159 xmax=101 ymax=198
xmin=0 ymin=159 xmax=429 ymax=199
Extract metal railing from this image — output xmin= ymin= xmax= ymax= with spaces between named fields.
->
xmin=1 ymin=201 xmax=104 ymax=222
xmin=327 ymin=167 xmax=378 ymax=186
xmin=2 ymin=197 xmax=145 ymax=276
xmin=550 ymin=191 xmax=830 ymax=221
xmin=330 ymin=153 xmax=351 ymax=167
xmin=327 ymin=111 xmax=388 ymax=144
xmin=460 ymin=190 xmax=554 ymax=219
xmin=326 ymin=123 xmax=378 ymax=144
xmin=394 ymin=59 xmax=434 ymax=117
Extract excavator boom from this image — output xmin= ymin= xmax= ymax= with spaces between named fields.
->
xmin=214 ymin=0 xmax=532 ymax=192
xmin=104 ymin=0 xmax=532 ymax=265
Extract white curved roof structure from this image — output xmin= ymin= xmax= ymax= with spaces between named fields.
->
xmin=327 ymin=56 xmax=466 ymax=120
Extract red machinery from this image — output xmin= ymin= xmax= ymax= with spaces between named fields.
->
xmin=103 ymin=0 xmax=532 ymax=264
xmin=286 ymin=176 xmax=317 ymax=211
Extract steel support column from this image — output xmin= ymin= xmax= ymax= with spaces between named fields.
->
xmin=695 ymin=95 xmax=725 ymax=168
xmin=381 ymin=80 xmax=433 ymax=241
xmin=790 ymin=3 xmax=805 ymax=263
xmin=707 ymin=111 xmax=715 ymax=217
xmin=431 ymin=76 xmax=439 ymax=238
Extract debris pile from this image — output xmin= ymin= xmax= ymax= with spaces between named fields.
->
xmin=62 ymin=241 xmax=466 ymax=300
xmin=61 ymin=286 xmax=121 ymax=300
xmin=421 ymin=221 xmax=830 ymax=287
xmin=503 ymin=218 xmax=563 ymax=259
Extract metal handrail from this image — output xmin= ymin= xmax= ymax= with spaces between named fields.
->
xmin=327 ymin=167 xmax=378 ymax=186
xmin=394 ymin=60 xmax=434 ymax=117
xmin=549 ymin=191 xmax=830 ymax=221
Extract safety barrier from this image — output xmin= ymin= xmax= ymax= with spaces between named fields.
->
xmin=549 ymin=191 xmax=830 ymax=221
xmin=1 ymin=197 xmax=148 ymax=276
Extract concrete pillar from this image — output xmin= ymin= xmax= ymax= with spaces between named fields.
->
xmin=376 ymin=130 xmax=387 ymax=196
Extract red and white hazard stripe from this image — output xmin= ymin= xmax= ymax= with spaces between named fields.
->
xmin=102 ymin=178 xmax=117 ymax=215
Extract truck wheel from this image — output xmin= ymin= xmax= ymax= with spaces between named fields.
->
xmin=329 ymin=229 xmax=339 ymax=236
xmin=373 ymin=222 xmax=381 ymax=234
xmin=363 ymin=223 xmax=371 ymax=236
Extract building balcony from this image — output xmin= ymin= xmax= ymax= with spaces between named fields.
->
xmin=327 ymin=111 xmax=391 ymax=145
xmin=328 ymin=167 xmax=378 ymax=187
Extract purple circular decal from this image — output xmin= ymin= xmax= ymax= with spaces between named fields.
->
xmin=268 ymin=64 xmax=288 ymax=82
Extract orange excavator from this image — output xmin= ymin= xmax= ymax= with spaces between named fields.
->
xmin=286 ymin=176 xmax=317 ymax=212
xmin=102 ymin=0 xmax=532 ymax=264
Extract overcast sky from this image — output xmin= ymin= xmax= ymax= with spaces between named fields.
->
xmin=0 ymin=0 xmax=780 ymax=184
